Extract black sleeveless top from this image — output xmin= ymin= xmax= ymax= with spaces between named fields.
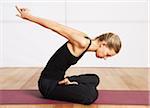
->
xmin=40 ymin=37 xmax=91 ymax=79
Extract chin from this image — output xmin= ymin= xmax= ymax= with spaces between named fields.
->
xmin=96 ymin=54 xmax=101 ymax=58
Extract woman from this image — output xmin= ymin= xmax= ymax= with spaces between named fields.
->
xmin=16 ymin=6 xmax=121 ymax=105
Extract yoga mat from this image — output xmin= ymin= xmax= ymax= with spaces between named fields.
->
xmin=0 ymin=90 xmax=149 ymax=105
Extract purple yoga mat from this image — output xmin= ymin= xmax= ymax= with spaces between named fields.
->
xmin=0 ymin=90 xmax=149 ymax=105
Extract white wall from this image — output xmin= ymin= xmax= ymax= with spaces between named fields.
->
xmin=148 ymin=0 xmax=150 ymax=67
xmin=0 ymin=2 xmax=3 ymax=67
xmin=0 ymin=0 xmax=149 ymax=67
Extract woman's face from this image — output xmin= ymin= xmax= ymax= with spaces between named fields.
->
xmin=96 ymin=45 xmax=116 ymax=59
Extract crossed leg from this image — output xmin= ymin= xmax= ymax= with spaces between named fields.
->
xmin=42 ymin=74 xmax=100 ymax=105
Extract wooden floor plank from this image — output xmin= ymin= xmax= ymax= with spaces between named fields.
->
xmin=0 ymin=67 xmax=149 ymax=108
xmin=0 ymin=104 xmax=149 ymax=108
xmin=0 ymin=67 xmax=149 ymax=90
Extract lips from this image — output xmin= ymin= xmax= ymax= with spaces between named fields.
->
xmin=96 ymin=54 xmax=99 ymax=58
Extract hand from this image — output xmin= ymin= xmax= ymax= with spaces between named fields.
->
xmin=15 ymin=5 xmax=31 ymax=19
xmin=58 ymin=78 xmax=78 ymax=85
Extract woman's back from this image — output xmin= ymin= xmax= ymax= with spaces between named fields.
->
xmin=40 ymin=37 xmax=91 ymax=80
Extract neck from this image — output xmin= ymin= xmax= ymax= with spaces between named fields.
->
xmin=87 ymin=39 xmax=99 ymax=52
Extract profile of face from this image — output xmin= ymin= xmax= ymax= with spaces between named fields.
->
xmin=96 ymin=42 xmax=116 ymax=59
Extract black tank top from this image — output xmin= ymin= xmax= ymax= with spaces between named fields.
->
xmin=40 ymin=37 xmax=92 ymax=79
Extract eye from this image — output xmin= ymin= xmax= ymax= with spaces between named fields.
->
xmin=106 ymin=54 xmax=111 ymax=57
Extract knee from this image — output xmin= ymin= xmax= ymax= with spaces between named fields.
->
xmin=81 ymin=91 xmax=98 ymax=105
xmin=82 ymin=95 xmax=98 ymax=105
xmin=82 ymin=98 xmax=94 ymax=105
xmin=92 ymin=74 xmax=100 ymax=86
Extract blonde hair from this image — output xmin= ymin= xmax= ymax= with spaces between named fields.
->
xmin=95 ymin=32 xmax=122 ymax=53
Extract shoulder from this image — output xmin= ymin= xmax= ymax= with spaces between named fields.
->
xmin=78 ymin=36 xmax=91 ymax=48
xmin=67 ymin=37 xmax=91 ymax=57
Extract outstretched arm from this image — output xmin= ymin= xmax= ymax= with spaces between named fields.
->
xmin=16 ymin=6 xmax=88 ymax=48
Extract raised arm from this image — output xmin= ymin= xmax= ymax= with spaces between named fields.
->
xmin=16 ymin=6 xmax=88 ymax=48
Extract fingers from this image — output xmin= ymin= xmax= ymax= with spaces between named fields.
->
xmin=58 ymin=78 xmax=70 ymax=85
xmin=16 ymin=14 xmax=21 ymax=18
xmin=58 ymin=79 xmax=66 ymax=84
xmin=15 ymin=5 xmax=22 ymax=14
xmin=71 ymin=81 xmax=78 ymax=85
xmin=58 ymin=78 xmax=78 ymax=85
xmin=20 ymin=8 xmax=27 ymax=11
xmin=58 ymin=80 xmax=63 ymax=84
xmin=24 ymin=8 xmax=30 ymax=11
xmin=16 ymin=6 xmax=30 ymax=12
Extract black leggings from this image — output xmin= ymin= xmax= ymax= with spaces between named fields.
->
xmin=38 ymin=73 xmax=100 ymax=105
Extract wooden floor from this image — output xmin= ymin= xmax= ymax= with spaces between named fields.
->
xmin=0 ymin=67 xmax=149 ymax=108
